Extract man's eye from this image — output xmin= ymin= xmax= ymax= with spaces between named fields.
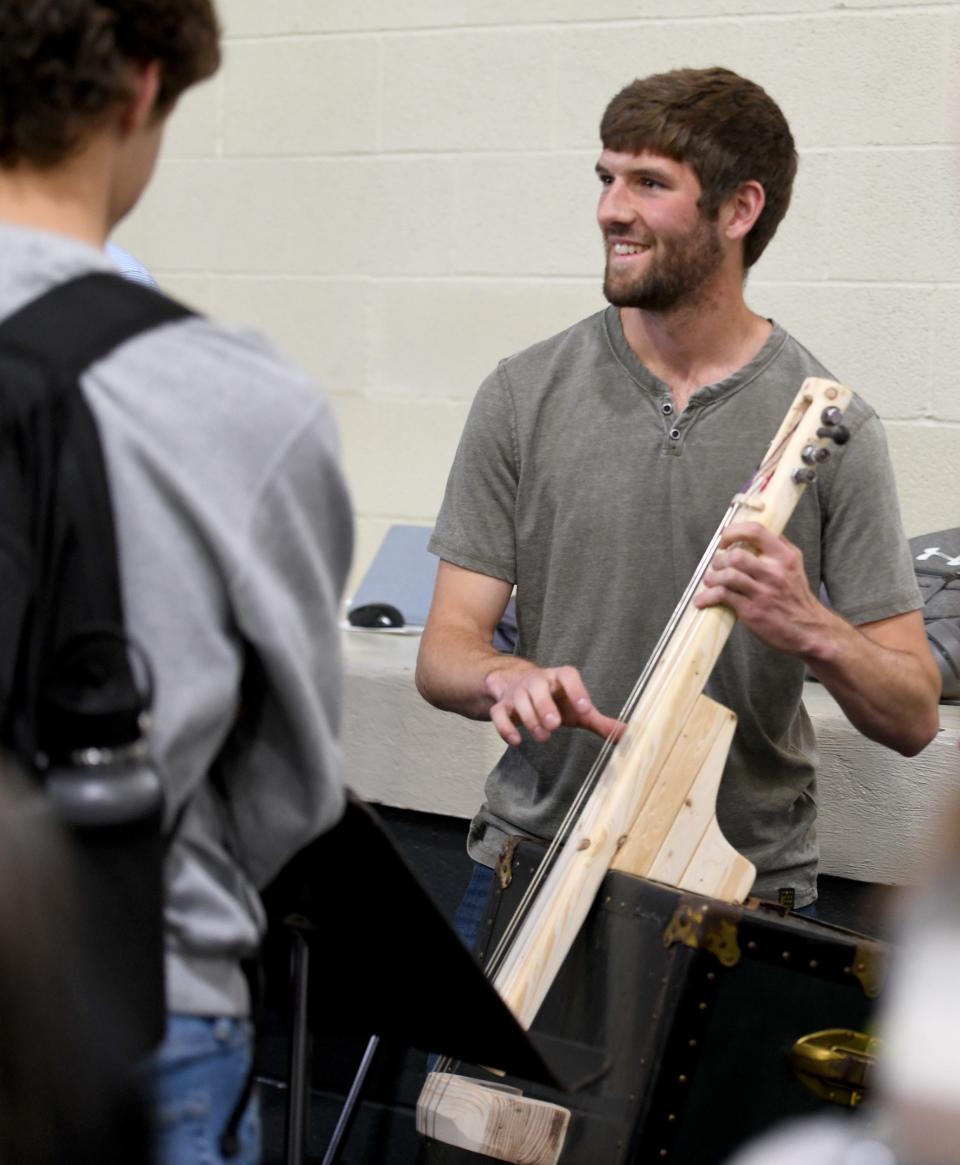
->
xmin=597 ymin=173 xmax=612 ymax=185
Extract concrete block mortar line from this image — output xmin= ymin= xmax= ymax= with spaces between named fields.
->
xmin=547 ymin=26 xmax=562 ymax=154
xmin=166 ymin=147 xmax=599 ymax=163
xmin=151 ymin=272 xmax=381 ymax=284
xmin=801 ymin=144 xmax=960 ymax=154
xmin=940 ymin=0 xmax=959 ymax=144
xmin=222 ymin=5 xmax=960 ymax=41
xmin=549 ymin=4 xmax=960 ymax=25
xmin=375 ymin=33 xmax=385 ymax=155
xmin=214 ymin=70 xmax=225 ymax=159
xmin=145 ymin=273 xmax=960 ymax=295
xmin=366 ymin=281 xmax=386 ymax=400
xmin=925 ymin=282 xmax=939 ymax=423
xmin=887 ymin=417 xmax=960 ymax=429
xmin=752 ymin=279 xmax=960 ymax=289
xmin=218 ymin=22 xmax=610 ymax=42
xmin=150 ymin=144 xmax=960 ymax=164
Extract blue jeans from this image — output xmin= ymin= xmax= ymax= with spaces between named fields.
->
xmin=144 ymin=1015 xmax=260 ymax=1165
xmin=454 ymin=863 xmax=496 ymax=952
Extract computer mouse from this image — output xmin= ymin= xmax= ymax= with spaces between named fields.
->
xmin=348 ymin=602 xmax=405 ymax=629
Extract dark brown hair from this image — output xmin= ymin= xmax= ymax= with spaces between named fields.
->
xmin=0 ymin=0 xmax=221 ymax=168
xmin=600 ymin=67 xmax=797 ymax=268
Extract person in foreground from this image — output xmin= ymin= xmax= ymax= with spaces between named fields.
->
xmin=0 ymin=3 xmax=353 ymax=1162
xmin=416 ymin=66 xmax=940 ymax=937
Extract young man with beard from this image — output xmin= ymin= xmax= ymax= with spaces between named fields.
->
xmin=0 ymin=3 xmax=352 ymax=1162
xmin=416 ymin=67 xmax=939 ymax=937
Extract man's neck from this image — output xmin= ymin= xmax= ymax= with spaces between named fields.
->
xmin=0 ymin=148 xmax=113 ymax=248
xmin=619 ymin=284 xmax=773 ymax=413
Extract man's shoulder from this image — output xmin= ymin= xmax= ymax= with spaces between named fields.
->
xmin=774 ymin=328 xmax=835 ymax=381
xmin=116 ymin=308 xmax=331 ymax=431
xmin=148 ymin=309 xmax=317 ymax=397
xmin=87 ymin=305 xmax=341 ymax=495
xmin=773 ymin=326 xmax=878 ymax=430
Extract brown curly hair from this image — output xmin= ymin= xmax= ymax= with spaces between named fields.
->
xmin=600 ymin=67 xmax=797 ymax=269
xmin=0 ymin=0 xmax=221 ymax=168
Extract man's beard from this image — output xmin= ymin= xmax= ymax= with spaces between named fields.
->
xmin=603 ymin=218 xmax=724 ymax=312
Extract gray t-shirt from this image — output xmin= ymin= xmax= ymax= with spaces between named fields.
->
xmin=430 ymin=307 xmax=920 ymax=906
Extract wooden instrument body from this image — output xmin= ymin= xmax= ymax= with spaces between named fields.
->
xmin=417 ymin=379 xmax=853 ymax=1163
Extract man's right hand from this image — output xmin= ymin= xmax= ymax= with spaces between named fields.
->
xmin=416 ymin=561 xmax=623 ymax=746
xmin=483 ymin=664 xmax=624 ymax=747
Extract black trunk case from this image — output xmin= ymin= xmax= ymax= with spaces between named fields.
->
xmin=423 ymin=840 xmax=886 ymax=1165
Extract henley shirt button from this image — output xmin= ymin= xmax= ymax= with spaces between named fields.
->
xmin=669 ymin=428 xmax=681 ymax=440
xmin=661 ymin=402 xmax=674 ymax=415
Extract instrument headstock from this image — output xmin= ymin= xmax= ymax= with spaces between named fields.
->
xmin=733 ymin=378 xmax=853 ymax=534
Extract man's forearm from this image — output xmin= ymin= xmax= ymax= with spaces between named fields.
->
xmin=804 ymin=613 xmax=940 ymax=756
xmin=415 ymin=624 xmax=535 ymax=721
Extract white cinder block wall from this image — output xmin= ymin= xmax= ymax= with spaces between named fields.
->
xmin=117 ymin=0 xmax=960 ymax=597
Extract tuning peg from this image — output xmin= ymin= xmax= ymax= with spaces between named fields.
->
xmin=801 ymin=444 xmax=831 ymax=465
xmin=816 ymin=424 xmax=850 ymax=445
xmin=792 ymin=467 xmax=818 ymax=484
xmin=821 ymin=406 xmax=844 ymax=427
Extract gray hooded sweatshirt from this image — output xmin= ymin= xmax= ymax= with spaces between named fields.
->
xmin=0 ymin=223 xmax=353 ymax=1017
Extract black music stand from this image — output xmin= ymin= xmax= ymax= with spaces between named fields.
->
xmin=259 ymin=795 xmax=607 ymax=1164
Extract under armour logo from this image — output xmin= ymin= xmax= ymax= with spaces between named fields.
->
xmin=916 ymin=547 xmax=960 ymax=566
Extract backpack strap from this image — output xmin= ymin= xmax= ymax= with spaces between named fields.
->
xmin=0 ymin=272 xmax=195 ymax=763
xmin=0 ymin=271 xmax=193 ymax=378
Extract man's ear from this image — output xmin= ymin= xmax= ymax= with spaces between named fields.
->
xmin=119 ymin=60 xmax=163 ymax=136
xmin=721 ymin=180 xmax=765 ymax=243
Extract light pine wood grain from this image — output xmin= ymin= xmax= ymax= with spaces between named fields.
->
xmin=611 ymin=693 xmax=754 ymax=904
xmin=416 ymin=1074 xmax=570 ymax=1165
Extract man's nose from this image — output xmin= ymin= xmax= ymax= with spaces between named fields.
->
xmin=598 ymin=180 xmax=635 ymax=230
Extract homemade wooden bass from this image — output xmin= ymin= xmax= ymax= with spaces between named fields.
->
xmin=418 ymin=378 xmax=853 ymax=1164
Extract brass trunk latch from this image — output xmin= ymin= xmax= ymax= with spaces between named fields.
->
xmin=790 ymin=1028 xmax=882 ymax=1107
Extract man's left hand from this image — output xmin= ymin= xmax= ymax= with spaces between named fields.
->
xmin=694 ymin=520 xmax=827 ymax=658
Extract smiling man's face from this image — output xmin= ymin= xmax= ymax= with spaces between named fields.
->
xmin=596 ymin=149 xmax=724 ymax=312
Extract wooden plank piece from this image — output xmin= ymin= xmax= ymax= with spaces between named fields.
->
xmin=416 ymin=1073 xmax=570 ymax=1165
xmin=645 ymin=702 xmax=736 ymax=887
xmin=611 ymin=695 xmax=735 ymax=879
xmin=676 ymin=819 xmax=756 ymax=903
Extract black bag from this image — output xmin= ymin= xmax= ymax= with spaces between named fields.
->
xmin=909 ymin=528 xmax=960 ymax=702
xmin=0 ymin=271 xmax=193 ymax=1055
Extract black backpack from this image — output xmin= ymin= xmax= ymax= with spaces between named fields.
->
xmin=909 ymin=527 xmax=960 ymax=703
xmin=0 ymin=271 xmax=193 ymax=1055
